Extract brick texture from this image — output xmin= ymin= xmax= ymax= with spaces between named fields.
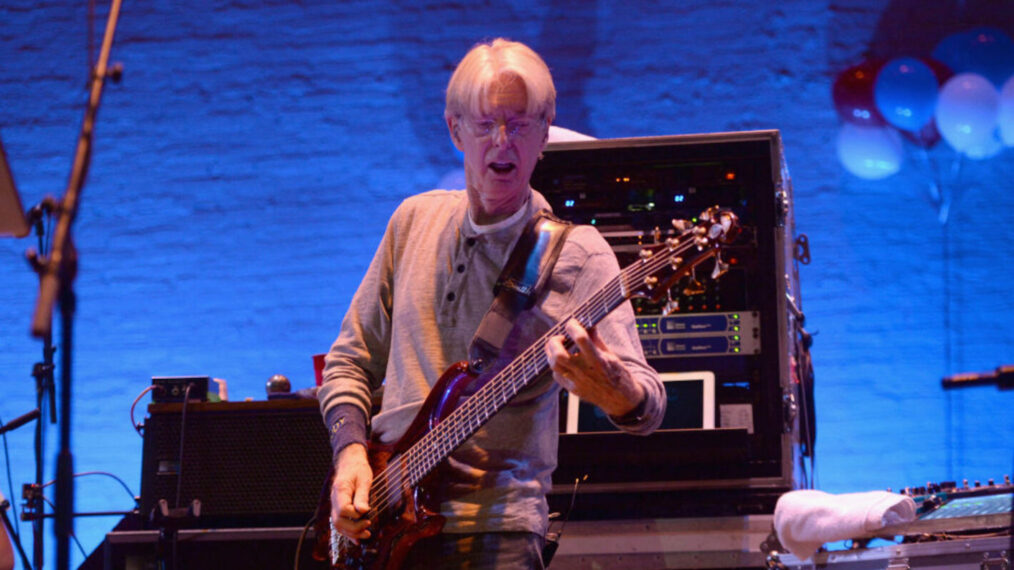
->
xmin=1 ymin=0 xmax=1012 ymax=564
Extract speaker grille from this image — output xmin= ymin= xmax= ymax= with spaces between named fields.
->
xmin=140 ymin=399 xmax=332 ymax=527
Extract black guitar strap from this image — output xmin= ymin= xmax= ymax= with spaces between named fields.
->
xmin=467 ymin=209 xmax=573 ymax=373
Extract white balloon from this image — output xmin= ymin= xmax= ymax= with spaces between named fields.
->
xmin=1000 ymin=74 xmax=1014 ymax=146
xmin=836 ymin=124 xmax=903 ymax=180
xmin=964 ymin=130 xmax=1004 ymax=159
xmin=935 ymin=73 xmax=1000 ymax=152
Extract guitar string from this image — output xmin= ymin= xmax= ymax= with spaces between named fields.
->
xmin=360 ymin=227 xmax=713 ymax=520
xmin=328 ymin=223 xmax=709 ymax=559
xmin=361 ymin=231 xmax=706 ymax=520
xmin=363 ymin=234 xmax=702 ymax=521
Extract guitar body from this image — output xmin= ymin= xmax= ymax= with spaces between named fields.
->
xmin=314 ymin=362 xmax=482 ymax=570
xmin=312 ymin=207 xmax=741 ymax=570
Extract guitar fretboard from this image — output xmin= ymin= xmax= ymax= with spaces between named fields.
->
xmin=363 ymin=221 xmax=720 ymax=520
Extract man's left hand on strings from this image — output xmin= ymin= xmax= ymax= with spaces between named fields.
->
xmin=545 ymin=318 xmax=644 ymax=417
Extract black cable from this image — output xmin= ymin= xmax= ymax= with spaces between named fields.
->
xmin=293 ymin=515 xmax=316 ymax=570
xmin=0 ymin=416 xmax=22 ymax=543
xmin=543 ymin=475 xmax=586 ymax=567
xmin=174 ymin=383 xmax=193 ymax=509
xmin=39 ymin=496 xmax=86 ymax=558
xmin=42 ymin=471 xmax=137 ymax=505
xmin=167 ymin=382 xmax=195 ymax=570
xmin=0 ymin=494 xmax=31 ymax=570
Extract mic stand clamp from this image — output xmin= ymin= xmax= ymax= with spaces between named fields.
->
xmin=149 ymin=498 xmax=201 ymax=570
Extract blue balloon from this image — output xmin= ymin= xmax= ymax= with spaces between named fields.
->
xmin=836 ymin=124 xmax=903 ymax=180
xmin=933 ymin=31 xmax=975 ymax=77
xmin=933 ymin=28 xmax=1014 ymax=87
xmin=966 ymin=27 xmax=1014 ymax=87
xmin=874 ymin=57 xmax=939 ymax=131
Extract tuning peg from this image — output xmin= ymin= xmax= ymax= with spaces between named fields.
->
xmin=710 ymin=254 xmax=730 ymax=280
xmin=682 ymin=279 xmax=705 ymax=296
xmin=682 ymin=268 xmax=706 ymax=296
xmin=662 ymin=290 xmax=679 ymax=316
xmin=672 ymin=219 xmax=692 ymax=232
xmin=720 ymin=211 xmax=734 ymax=233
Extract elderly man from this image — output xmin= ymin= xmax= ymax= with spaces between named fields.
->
xmin=318 ymin=38 xmax=665 ymax=569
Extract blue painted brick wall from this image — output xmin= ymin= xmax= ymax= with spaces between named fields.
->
xmin=1 ymin=0 xmax=1012 ymax=565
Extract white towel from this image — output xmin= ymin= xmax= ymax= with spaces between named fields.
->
xmin=773 ymin=490 xmax=917 ymax=560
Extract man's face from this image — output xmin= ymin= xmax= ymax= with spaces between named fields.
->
xmin=450 ymin=77 xmax=549 ymax=223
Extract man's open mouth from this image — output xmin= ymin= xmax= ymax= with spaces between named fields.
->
xmin=489 ymin=162 xmax=516 ymax=174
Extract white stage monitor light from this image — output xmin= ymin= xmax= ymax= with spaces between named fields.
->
xmin=565 ymin=371 xmax=716 ymax=434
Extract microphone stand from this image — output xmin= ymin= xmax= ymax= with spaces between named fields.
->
xmin=0 ymin=410 xmax=40 ymax=570
xmin=24 ymin=199 xmax=58 ymax=570
xmin=29 ymin=0 xmax=123 ymax=568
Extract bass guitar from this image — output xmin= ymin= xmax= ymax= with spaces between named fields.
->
xmin=313 ymin=206 xmax=740 ymax=569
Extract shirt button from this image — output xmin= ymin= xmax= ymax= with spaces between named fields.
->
xmin=456 ymin=264 xmax=466 ymax=273
xmin=446 ymin=292 xmax=456 ymax=301
xmin=465 ymin=237 xmax=476 ymax=247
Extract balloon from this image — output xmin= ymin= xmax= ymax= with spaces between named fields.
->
xmin=874 ymin=57 xmax=939 ymax=131
xmin=933 ymin=31 xmax=975 ymax=76
xmin=933 ymin=28 xmax=1014 ymax=87
xmin=901 ymin=120 xmax=942 ymax=148
xmin=964 ymin=27 xmax=1014 ymax=87
xmin=1000 ymin=75 xmax=1014 ymax=146
xmin=964 ymin=131 xmax=1003 ymax=160
xmin=922 ymin=57 xmax=954 ymax=86
xmin=935 ymin=73 xmax=1000 ymax=152
xmin=833 ymin=59 xmax=886 ymax=126
xmin=893 ymin=59 xmax=951 ymax=148
xmin=836 ymin=124 xmax=903 ymax=180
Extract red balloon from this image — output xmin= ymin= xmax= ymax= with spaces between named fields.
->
xmin=921 ymin=57 xmax=954 ymax=86
xmin=833 ymin=59 xmax=887 ymax=126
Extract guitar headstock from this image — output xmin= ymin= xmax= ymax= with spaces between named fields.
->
xmin=626 ymin=206 xmax=740 ymax=310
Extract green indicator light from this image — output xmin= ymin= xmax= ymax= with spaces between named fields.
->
xmin=733 ymin=326 xmax=740 ymax=331
xmin=733 ymin=335 xmax=740 ymax=341
xmin=732 ymin=313 xmax=739 ymax=319
xmin=733 ymin=347 xmax=740 ymax=353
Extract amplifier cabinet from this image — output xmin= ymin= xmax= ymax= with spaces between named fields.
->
xmin=100 ymin=526 xmax=329 ymax=570
xmin=140 ymin=399 xmax=332 ymax=528
xmin=532 ymin=130 xmax=812 ymax=517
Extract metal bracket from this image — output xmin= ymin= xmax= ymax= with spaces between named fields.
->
xmin=775 ymin=184 xmax=789 ymax=228
xmin=793 ymin=234 xmax=811 ymax=265
xmin=981 ymin=550 xmax=1010 ymax=570
xmin=782 ymin=389 xmax=798 ymax=433
xmin=887 ymin=557 xmax=911 ymax=570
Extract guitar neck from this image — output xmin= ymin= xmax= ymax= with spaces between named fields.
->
xmin=367 ymin=222 xmax=714 ymax=514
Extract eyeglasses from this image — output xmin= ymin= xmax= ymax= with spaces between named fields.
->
xmin=461 ymin=116 xmax=545 ymax=141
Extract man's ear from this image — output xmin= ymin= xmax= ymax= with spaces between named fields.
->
xmin=447 ymin=117 xmax=464 ymax=151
